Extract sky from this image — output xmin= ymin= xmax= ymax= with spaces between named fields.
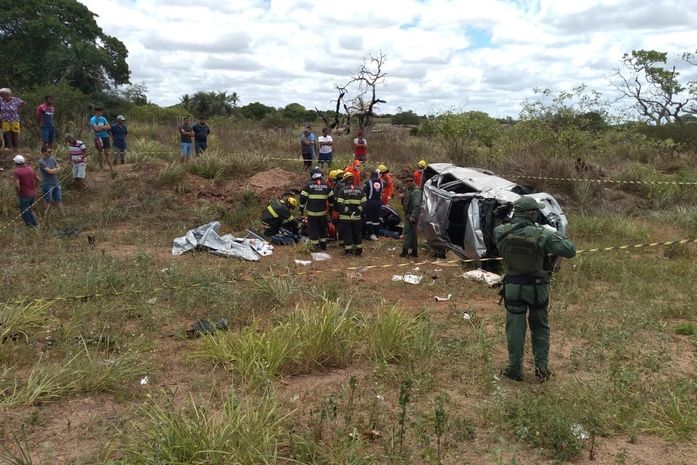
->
xmin=79 ymin=0 xmax=697 ymax=117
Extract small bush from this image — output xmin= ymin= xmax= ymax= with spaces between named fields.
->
xmin=189 ymin=152 xmax=230 ymax=181
xmin=675 ymin=322 xmax=695 ymax=336
xmin=156 ymin=162 xmax=186 ymax=187
xmin=362 ymin=306 xmax=435 ymax=363
xmin=128 ymin=391 xmax=286 ymax=465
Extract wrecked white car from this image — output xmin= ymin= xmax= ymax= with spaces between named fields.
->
xmin=418 ymin=163 xmax=568 ymax=262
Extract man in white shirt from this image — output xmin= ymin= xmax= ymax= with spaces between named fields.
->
xmin=318 ymin=127 xmax=334 ymax=168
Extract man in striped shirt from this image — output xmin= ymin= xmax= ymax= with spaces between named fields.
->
xmin=66 ymin=134 xmax=88 ymax=190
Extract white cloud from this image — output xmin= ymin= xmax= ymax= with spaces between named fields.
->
xmin=81 ymin=0 xmax=696 ymax=117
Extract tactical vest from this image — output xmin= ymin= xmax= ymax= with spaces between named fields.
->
xmin=501 ymin=227 xmax=545 ymax=275
xmin=336 ymin=185 xmax=366 ymax=221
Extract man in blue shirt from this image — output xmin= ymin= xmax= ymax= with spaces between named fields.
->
xmin=110 ymin=115 xmax=128 ymax=164
xmin=192 ymin=117 xmax=210 ymax=155
xmin=89 ymin=107 xmax=112 ymax=170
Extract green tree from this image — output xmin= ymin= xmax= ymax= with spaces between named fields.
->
xmin=282 ymin=103 xmax=316 ymax=123
xmin=614 ymin=50 xmax=694 ymax=125
xmin=0 ymin=0 xmax=130 ymax=92
xmin=180 ymin=91 xmax=239 ymax=117
xmin=239 ymin=102 xmax=276 ymax=121
xmin=392 ymin=110 xmax=422 ymax=126
xmin=419 ymin=111 xmax=499 ymax=162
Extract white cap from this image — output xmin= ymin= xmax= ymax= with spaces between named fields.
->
xmin=0 ymin=88 xmax=11 ymax=94
xmin=13 ymin=154 xmax=25 ymax=164
xmin=116 ymin=115 xmax=126 ymax=121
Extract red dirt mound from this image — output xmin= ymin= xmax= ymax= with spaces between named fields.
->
xmin=239 ymin=168 xmax=304 ymax=201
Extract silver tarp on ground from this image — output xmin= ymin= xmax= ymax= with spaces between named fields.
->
xmin=172 ymin=221 xmax=262 ymax=261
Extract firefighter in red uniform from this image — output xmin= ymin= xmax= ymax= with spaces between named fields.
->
xmin=378 ymin=164 xmax=394 ymax=205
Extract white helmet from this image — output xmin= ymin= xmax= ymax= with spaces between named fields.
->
xmin=13 ymin=154 xmax=26 ymax=164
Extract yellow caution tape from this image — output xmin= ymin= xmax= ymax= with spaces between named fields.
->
xmin=8 ymin=238 xmax=695 ymax=306
xmin=513 ymin=174 xmax=697 ymax=186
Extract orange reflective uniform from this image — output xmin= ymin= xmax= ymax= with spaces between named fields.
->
xmin=380 ymin=172 xmax=394 ymax=205
xmin=344 ymin=161 xmax=361 ymax=187
xmin=413 ymin=169 xmax=424 ymax=187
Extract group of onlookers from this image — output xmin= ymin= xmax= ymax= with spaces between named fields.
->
xmin=178 ymin=116 xmax=210 ymax=160
xmin=299 ymin=125 xmax=368 ymax=169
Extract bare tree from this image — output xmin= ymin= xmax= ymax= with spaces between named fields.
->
xmin=613 ymin=50 xmax=693 ymax=125
xmin=325 ymin=52 xmax=387 ymax=133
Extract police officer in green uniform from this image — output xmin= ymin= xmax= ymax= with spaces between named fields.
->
xmin=494 ymin=196 xmax=576 ymax=382
xmin=400 ymin=175 xmax=422 ymax=258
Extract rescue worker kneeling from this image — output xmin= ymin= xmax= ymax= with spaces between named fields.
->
xmin=299 ymin=168 xmax=333 ymax=251
xmin=494 ymin=196 xmax=576 ymax=382
xmin=260 ymin=196 xmax=298 ymax=237
xmin=336 ymin=172 xmax=366 ymax=255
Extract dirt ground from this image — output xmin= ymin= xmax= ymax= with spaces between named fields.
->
xmin=1 ymin=162 xmax=696 ymax=465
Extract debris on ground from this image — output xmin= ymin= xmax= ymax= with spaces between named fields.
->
xmin=172 ymin=221 xmax=271 ymax=261
xmin=56 ymin=227 xmax=82 ymax=238
xmin=571 ymin=423 xmax=589 ymax=440
xmin=140 ymin=376 xmax=150 ymax=386
xmin=295 ymin=259 xmax=312 ymax=266
xmin=187 ymin=318 xmax=230 ymax=338
xmin=392 ymin=274 xmax=423 ymax=285
xmin=462 ymin=268 xmax=502 ymax=287
xmin=462 ymin=311 xmax=472 ymax=320
xmin=311 ymin=252 xmax=332 ymax=261
xmin=434 ymin=294 xmax=452 ymax=302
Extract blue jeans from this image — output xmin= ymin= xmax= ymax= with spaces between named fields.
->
xmin=18 ymin=196 xmax=38 ymax=227
xmin=41 ymin=126 xmax=55 ymax=145
xmin=180 ymin=142 xmax=193 ymax=159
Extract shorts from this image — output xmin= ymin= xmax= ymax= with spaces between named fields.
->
xmin=72 ymin=163 xmax=86 ymax=179
xmin=318 ymin=151 xmax=333 ymax=162
xmin=94 ymin=136 xmax=111 ymax=150
xmin=180 ymin=142 xmax=193 ymax=158
xmin=301 ymin=152 xmax=314 ymax=161
xmin=41 ymin=126 xmax=55 ymax=144
xmin=2 ymin=121 xmax=20 ymax=133
xmin=43 ymin=184 xmax=62 ymax=203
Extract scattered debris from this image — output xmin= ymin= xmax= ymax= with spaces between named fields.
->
xmin=462 ymin=311 xmax=472 ymax=320
xmin=146 ymin=298 xmax=157 ymax=305
xmin=56 ymin=227 xmax=82 ymax=238
xmin=392 ymin=274 xmax=423 ymax=285
xmin=363 ymin=429 xmax=383 ymax=440
xmin=311 ymin=252 xmax=332 ymax=261
xmin=434 ymin=294 xmax=452 ymax=302
xmin=387 ymin=247 xmax=396 ymax=251
xmin=462 ymin=268 xmax=502 ymax=287
xmin=295 ymin=259 xmax=312 ymax=266
xmin=172 ymin=221 xmax=271 ymax=261
xmin=187 ymin=318 xmax=230 ymax=338
xmin=140 ymin=376 xmax=150 ymax=386
xmin=571 ymin=423 xmax=589 ymax=440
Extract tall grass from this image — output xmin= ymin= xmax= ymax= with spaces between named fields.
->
xmin=0 ymin=302 xmax=51 ymax=344
xmin=196 ymin=301 xmax=435 ymax=387
xmin=128 ymin=391 xmax=287 ymax=465
xmin=0 ymin=344 xmax=149 ymax=407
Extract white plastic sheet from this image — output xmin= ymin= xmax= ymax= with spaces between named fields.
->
xmin=392 ymin=274 xmax=423 ymax=285
xmin=462 ymin=269 xmax=503 ymax=287
xmin=172 ymin=222 xmax=268 ymax=261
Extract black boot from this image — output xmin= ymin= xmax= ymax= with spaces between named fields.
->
xmin=399 ymin=249 xmax=408 ymax=258
xmin=355 ymin=248 xmax=363 ymax=256
xmin=344 ymin=249 xmax=354 ymax=255
xmin=320 ymin=241 xmax=327 ymax=251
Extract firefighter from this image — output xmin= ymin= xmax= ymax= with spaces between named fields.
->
xmin=299 ymin=168 xmax=333 ymax=251
xmin=363 ymin=170 xmax=384 ymax=241
xmin=494 ymin=197 xmax=576 ymax=382
xmin=413 ymin=160 xmax=427 ymax=187
xmin=335 ymin=172 xmax=366 ymax=255
xmin=260 ymin=196 xmax=298 ymax=237
xmin=378 ymin=164 xmax=394 ymax=205
xmin=400 ymin=175 xmax=422 ymax=257
xmin=344 ymin=160 xmax=361 ymax=187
